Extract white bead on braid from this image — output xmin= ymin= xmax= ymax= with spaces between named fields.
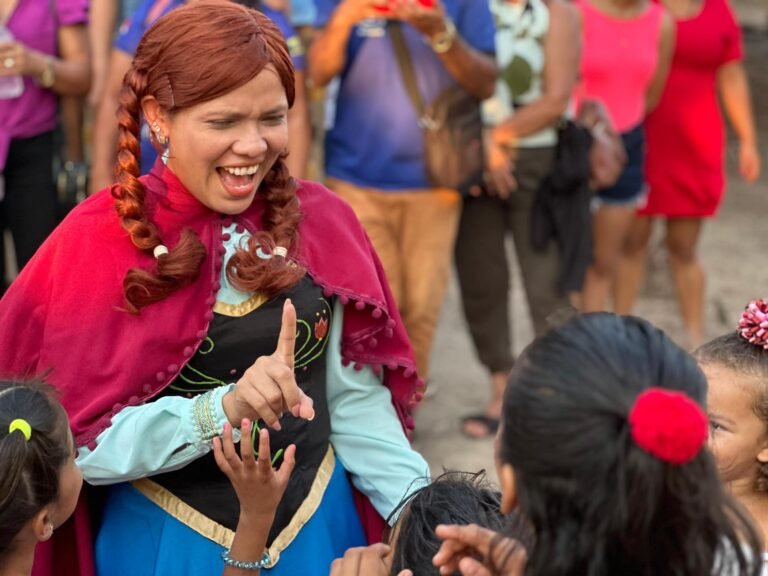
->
xmin=153 ymin=244 xmax=169 ymax=259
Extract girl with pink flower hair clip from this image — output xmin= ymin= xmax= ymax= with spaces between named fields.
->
xmin=696 ymin=299 xmax=768 ymax=564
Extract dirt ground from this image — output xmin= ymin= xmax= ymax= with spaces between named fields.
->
xmin=412 ymin=29 xmax=768 ymax=482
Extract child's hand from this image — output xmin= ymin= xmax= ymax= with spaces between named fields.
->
xmin=329 ymin=544 xmax=412 ymax=576
xmin=433 ymin=524 xmax=527 ymax=576
xmin=213 ymin=419 xmax=295 ymax=519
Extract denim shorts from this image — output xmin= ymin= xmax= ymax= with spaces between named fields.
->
xmin=593 ymin=123 xmax=646 ymax=208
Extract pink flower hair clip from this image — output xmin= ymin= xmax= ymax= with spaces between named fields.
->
xmin=739 ymin=299 xmax=768 ymax=350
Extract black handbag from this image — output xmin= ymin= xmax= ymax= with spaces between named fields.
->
xmin=48 ymin=0 xmax=88 ymax=218
xmin=389 ymin=23 xmax=483 ymax=195
xmin=52 ymin=118 xmax=89 ymax=218
xmin=53 ymin=156 xmax=88 ymax=214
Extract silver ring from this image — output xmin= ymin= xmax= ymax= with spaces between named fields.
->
xmin=3 ymin=57 xmax=15 ymax=69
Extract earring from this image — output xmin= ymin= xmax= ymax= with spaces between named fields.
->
xmin=151 ymin=121 xmax=167 ymax=146
xmin=43 ymin=522 xmax=54 ymax=540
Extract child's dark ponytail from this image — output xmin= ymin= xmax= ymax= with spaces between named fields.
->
xmin=0 ymin=381 xmax=70 ymax=559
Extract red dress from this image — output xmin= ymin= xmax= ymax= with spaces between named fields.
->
xmin=640 ymin=0 xmax=742 ymax=217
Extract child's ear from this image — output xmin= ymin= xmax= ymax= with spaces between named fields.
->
xmin=757 ymin=444 xmax=768 ymax=465
xmin=30 ymin=508 xmax=55 ymax=542
xmin=499 ymin=464 xmax=518 ymax=514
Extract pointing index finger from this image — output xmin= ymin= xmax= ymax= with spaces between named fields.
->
xmin=276 ymin=299 xmax=296 ymax=370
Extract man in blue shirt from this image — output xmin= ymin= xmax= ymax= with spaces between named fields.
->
xmin=308 ymin=0 xmax=496 ymax=380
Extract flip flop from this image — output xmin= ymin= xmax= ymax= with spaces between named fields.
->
xmin=461 ymin=414 xmax=500 ymax=439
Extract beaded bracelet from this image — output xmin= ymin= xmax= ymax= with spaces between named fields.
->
xmin=193 ymin=390 xmax=217 ymax=441
xmin=221 ymin=550 xmax=271 ymax=571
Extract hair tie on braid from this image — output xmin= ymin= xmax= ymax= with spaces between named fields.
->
xmin=153 ymin=245 xmax=169 ymax=259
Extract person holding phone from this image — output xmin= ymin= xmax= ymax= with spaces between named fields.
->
xmin=307 ymin=0 xmax=496 ymax=381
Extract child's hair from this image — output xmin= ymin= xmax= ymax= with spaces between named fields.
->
xmin=0 ymin=381 xmax=71 ymax=559
xmin=499 ymin=313 xmax=762 ymax=576
xmin=695 ymin=301 xmax=768 ymax=492
xmin=386 ymin=471 xmax=513 ymax=575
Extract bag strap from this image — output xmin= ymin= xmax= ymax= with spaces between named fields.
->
xmin=388 ymin=22 xmax=428 ymax=120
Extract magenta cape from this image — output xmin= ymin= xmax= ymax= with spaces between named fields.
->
xmin=0 ymin=164 xmax=423 ymax=576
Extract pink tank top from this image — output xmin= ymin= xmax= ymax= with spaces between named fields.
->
xmin=576 ymin=1 xmax=664 ymax=133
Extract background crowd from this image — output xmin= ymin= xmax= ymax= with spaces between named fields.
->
xmin=0 ymin=0 xmax=761 ymax=357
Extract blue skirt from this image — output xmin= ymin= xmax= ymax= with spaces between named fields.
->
xmin=95 ymin=459 xmax=367 ymax=576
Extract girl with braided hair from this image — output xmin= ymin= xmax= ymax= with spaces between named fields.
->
xmin=0 ymin=2 xmax=429 ymax=574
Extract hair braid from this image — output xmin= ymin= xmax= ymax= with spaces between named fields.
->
xmin=224 ymin=8 xmax=305 ymax=297
xmin=114 ymin=67 xmax=207 ymax=314
xmin=114 ymin=68 xmax=160 ymax=251
xmin=227 ymin=156 xmax=305 ymax=296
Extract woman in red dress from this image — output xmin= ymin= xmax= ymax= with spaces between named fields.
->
xmin=615 ymin=0 xmax=760 ymax=347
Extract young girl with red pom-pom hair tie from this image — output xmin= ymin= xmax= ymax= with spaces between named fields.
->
xmin=432 ymin=313 xmax=763 ymax=576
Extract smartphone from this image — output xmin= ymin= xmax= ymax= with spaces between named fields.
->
xmin=373 ymin=0 xmax=435 ymax=15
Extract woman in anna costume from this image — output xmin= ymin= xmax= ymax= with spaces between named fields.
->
xmin=0 ymin=2 xmax=430 ymax=574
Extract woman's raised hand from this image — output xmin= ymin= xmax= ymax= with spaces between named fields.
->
xmin=223 ymin=299 xmax=315 ymax=430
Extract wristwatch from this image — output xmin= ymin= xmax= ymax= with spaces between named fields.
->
xmin=429 ymin=18 xmax=457 ymax=54
xmin=38 ymin=56 xmax=55 ymax=89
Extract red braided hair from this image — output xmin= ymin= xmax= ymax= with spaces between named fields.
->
xmin=113 ymin=0 xmax=304 ymax=313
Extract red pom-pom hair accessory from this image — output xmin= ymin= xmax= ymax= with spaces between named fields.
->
xmin=739 ymin=299 xmax=768 ymax=350
xmin=628 ymin=388 xmax=708 ymax=465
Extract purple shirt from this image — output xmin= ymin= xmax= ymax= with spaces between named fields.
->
xmin=0 ymin=0 xmax=88 ymax=171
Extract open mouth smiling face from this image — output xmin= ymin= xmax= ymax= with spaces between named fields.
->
xmin=146 ymin=64 xmax=290 ymax=215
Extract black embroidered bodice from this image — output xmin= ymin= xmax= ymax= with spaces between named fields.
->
xmin=152 ymin=276 xmax=333 ymax=543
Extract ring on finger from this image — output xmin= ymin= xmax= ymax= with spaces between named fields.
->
xmin=3 ymin=57 xmax=15 ymax=69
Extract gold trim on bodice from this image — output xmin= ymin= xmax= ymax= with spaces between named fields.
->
xmin=131 ymin=446 xmax=336 ymax=568
xmin=213 ymin=293 xmax=269 ymax=317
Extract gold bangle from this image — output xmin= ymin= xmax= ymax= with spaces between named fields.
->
xmin=429 ymin=18 xmax=457 ymax=54
xmin=37 ymin=56 xmax=55 ymax=89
